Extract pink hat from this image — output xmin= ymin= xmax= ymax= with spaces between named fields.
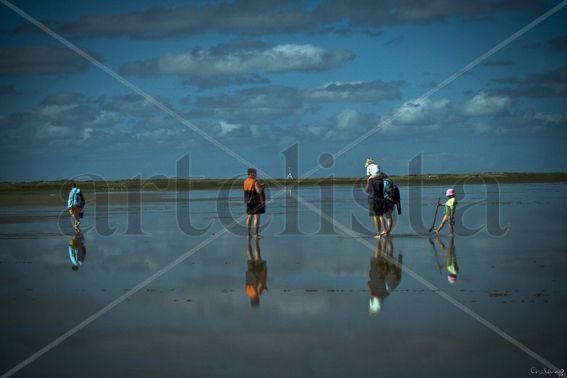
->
xmin=446 ymin=188 xmax=455 ymax=197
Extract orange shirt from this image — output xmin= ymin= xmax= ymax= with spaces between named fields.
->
xmin=243 ymin=177 xmax=257 ymax=191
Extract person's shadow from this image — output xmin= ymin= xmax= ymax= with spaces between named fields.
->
xmin=429 ymin=236 xmax=458 ymax=284
xmin=245 ymin=236 xmax=268 ymax=308
xmin=368 ymin=236 xmax=403 ymax=315
xmin=68 ymin=231 xmax=87 ymax=271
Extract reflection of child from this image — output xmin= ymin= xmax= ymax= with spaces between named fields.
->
xmin=446 ymin=248 xmax=459 ymax=284
xmin=434 ymin=188 xmax=457 ymax=235
xmin=431 ymin=237 xmax=458 ymax=284
xmin=365 ymin=157 xmax=380 ymax=178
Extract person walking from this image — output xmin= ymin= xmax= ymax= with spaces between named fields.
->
xmin=67 ymin=183 xmax=85 ymax=232
xmin=434 ymin=188 xmax=457 ymax=236
xmin=243 ymin=168 xmax=265 ymax=239
xmin=365 ymin=166 xmax=394 ymax=238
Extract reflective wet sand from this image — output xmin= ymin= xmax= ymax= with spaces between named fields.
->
xmin=1 ymin=183 xmax=566 ymax=377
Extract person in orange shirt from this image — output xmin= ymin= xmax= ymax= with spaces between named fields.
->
xmin=243 ymin=168 xmax=265 ymax=239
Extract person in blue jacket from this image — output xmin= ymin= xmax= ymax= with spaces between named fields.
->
xmin=67 ymin=183 xmax=85 ymax=232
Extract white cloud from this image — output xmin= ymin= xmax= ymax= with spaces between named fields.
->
xmin=472 ymin=122 xmax=506 ymax=134
xmin=303 ymin=80 xmax=403 ymax=102
xmin=196 ymin=85 xmax=307 ymax=123
xmin=120 ymin=41 xmax=354 ymax=86
xmin=461 ymin=92 xmax=511 ymax=117
xmin=309 ymin=109 xmax=379 ymax=140
xmin=102 ymin=94 xmax=162 ymax=118
xmin=393 ymin=98 xmax=453 ymax=126
xmin=219 ymin=120 xmax=243 ymax=136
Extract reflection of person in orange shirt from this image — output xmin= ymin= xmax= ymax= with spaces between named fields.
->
xmin=68 ymin=232 xmax=87 ymax=271
xmin=368 ymin=236 xmax=402 ymax=315
xmin=245 ymin=236 xmax=268 ymax=308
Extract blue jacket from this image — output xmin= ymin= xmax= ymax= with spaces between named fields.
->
xmin=67 ymin=187 xmax=82 ymax=209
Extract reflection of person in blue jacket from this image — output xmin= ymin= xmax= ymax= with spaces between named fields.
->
xmin=69 ymin=232 xmax=87 ymax=271
xmin=368 ymin=236 xmax=402 ymax=316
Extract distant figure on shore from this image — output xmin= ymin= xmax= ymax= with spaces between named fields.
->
xmin=245 ymin=236 xmax=268 ymax=308
xmin=368 ymin=236 xmax=402 ymax=316
xmin=67 ymin=183 xmax=85 ymax=232
xmin=286 ymin=167 xmax=294 ymax=180
xmin=285 ymin=167 xmax=295 ymax=196
xmin=434 ymin=188 xmax=457 ymax=236
xmin=365 ymin=165 xmax=399 ymax=238
xmin=243 ymin=168 xmax=265 ymax=239
xmin=68 ymin=232 xmax=87 ymax=271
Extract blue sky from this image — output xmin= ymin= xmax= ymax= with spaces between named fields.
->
xmin=0 ymin=0 xmax=566 ymax=181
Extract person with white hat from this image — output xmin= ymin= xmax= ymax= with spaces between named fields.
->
xmin=364 ymin=157 xmax=380 ymax=178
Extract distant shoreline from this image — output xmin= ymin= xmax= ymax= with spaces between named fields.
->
xmin=1 ymin=172 xmax=566 ymax=192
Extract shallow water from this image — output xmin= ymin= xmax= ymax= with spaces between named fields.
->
xmin=1 ymin=183 xmax=566 ymax=377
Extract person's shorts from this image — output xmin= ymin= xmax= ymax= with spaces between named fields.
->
xmin=369 ymin=198 xmax=393 ymax=216
xmin=246 ymin=202 xmax=265 ymax=215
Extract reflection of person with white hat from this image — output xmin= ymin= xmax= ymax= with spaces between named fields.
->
xmin=368 ymin=236 xmax=401 ymax=316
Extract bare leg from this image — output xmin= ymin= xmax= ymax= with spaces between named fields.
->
xmin=72 ymin=207 xmax=80 ymax=231
xmin=254 ymin=237 xmax=261 ymax=260
xmin=372 ymin=216 xmax=382 ymax=238
xmin=435 ymin=215 xmax=448 ymax=234
xmin=246 ymin=214 xmax=252 ymax=237
xmin=254 ymin=214 xmax=261 ymax=238
xmin=448 ymin=218 xmax=455 ymax=236
xmin=246 ymin=236 xmax=253 ymax=259
xmin=382 ymin=210 xmax=393 ymax=235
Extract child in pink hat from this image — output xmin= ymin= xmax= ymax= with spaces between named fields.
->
xmin=434 ymin=188 xmax=457 ymax=235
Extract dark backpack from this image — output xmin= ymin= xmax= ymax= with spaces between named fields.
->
xmin=384 ymin=178 xmax=402 ymax=215
xmin=78 ymin=191 xmax=86 ymax=208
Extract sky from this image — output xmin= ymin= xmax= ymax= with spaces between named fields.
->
xmin=0 ymin=0 xmax=566 ymax=181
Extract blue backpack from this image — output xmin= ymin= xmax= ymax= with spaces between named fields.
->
xmin=384 ymin=178 xmax=402 ymax=215
xmin=73 ymin=190 xmax=85 ymax=208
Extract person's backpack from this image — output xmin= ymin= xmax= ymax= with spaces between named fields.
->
xmin=243 ymin=178 xmax=258 ymax=204
xmin=72 ymin=190 xmax=82 ymax=207
xmin=78 ymin=191 xmax=86 ymax=208
xmin=384 ymin=178 xmax=402 ymax=215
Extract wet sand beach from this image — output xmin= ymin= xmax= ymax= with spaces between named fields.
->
xmin=0 ymin=183 xmax=566 ymax=377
